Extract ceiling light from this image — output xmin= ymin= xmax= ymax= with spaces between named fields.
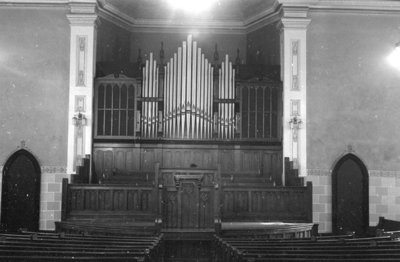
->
xmin=388 ymin=42 xmax=400 ymax=70
xmin=166 ymin=0 xmax=217 ymax=13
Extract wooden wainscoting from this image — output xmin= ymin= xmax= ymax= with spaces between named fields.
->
xmin=221 ymin=182 xmax=312 ymax=223
xmin=93 ymin=143 xmax=283 ymax=185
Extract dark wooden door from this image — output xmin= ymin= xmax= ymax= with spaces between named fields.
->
xmin=1 ymin=150 xmax=41 ymax=232
xmin=332 ymin=154 xmax=368 ymax=236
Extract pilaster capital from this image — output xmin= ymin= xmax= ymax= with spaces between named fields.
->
xmin=277 ymin=18 xmax=311 ymax=30
xmin=67 ymin=0 xmax=99 ymax=27
xmin=277 ymin=6 xmax=311 ymax=30
xmin=67 ymin=13 xmax=99 ymax=27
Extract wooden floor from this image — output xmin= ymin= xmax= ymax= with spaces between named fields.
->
xmin=164 ymin=240 xmax=214 ymax=262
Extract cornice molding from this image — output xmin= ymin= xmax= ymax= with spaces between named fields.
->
xmin=67 ymin=13 xmax=98 ymax=26
xmin=3 ymin=0 xmax=400 ymax=33
xmin=277 ymin=18 xmax=311 ymax=31
xmin=307 ymin=0 xmax=400 ymax=12
xmin=0 ymin=0 xmax=68 ymax=4
xmin=69 ymin=2 xmax=96 ymax=14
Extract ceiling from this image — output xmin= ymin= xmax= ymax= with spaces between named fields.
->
xmin=98 ymin=0 xmax=280 ymax=32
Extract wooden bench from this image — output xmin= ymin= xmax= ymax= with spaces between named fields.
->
xmin=220 ymin=221 xmax=317 ymax=239
xmin=0 ymin=232 xmax=164 ymax=262
xmin=214 ymin=234 xmax=400 ymax=262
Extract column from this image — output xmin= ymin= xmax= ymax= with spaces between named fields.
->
xmin=278 ymin=7 xmax=311 ymax=180
xmin=66 ymin=2 xmax=98 ymax=175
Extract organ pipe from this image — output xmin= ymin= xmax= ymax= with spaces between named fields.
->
xmin=140 ymin=35 xmax=236 ymax=140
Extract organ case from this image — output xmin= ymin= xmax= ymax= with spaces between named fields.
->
xmin=93 ymin=35 xmax=282 ymax=184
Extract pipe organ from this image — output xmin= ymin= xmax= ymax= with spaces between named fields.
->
xmin=140 ymin=35 xmax=236 ymax=140
xmin=94 ymin=35 xmax=281 ymax=142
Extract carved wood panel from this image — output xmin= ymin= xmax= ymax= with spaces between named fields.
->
xmin=68 ymin=186 xmax=155 ymax=213
xmin=159 ymin=169 xmax=219 ymax=230
xmin=221 ymin=185 xmax=312 ymax=222
xmin=93 ymin=143 xmax=281 ymax=180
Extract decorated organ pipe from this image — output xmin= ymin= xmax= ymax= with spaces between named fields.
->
xmin=141 ymin=52 xmax=159 ymax=138
xmin=139 ymin=35 xmax=236 ymax=140
xmin=216 ymin=54 xmax=236 ymax=139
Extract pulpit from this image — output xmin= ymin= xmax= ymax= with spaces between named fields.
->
xmin=157 ymin=166 xmax=220 ymax=231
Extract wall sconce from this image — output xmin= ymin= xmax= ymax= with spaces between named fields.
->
xmin=388 ymin=42 xmax=400 ymax=70
xmin=72 ymin=111 xmax=87 ymax=126
xmin=289 ymin=116 xmax=302 ymax=143
xmin=289 ymin=116 xmax=303 ymax=130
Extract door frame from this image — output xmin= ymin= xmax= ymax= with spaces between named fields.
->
xmin=1 ymin=149 xmax=41 ymax=231
xmin=332 ymin=153 xmax=369 ymax=235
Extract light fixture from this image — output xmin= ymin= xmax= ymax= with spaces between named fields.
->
xmin=289 ymin=116 xmax=302 ymax=130
xmin=388 ymin=42 xmax=400 ymax=70
xmin=289 ymin=116 xmax=302 ymax=143
xmin=165 ymin=0 xmax=217 ymax=13
xmin=72 ymin=112 xmax=87 ymax=126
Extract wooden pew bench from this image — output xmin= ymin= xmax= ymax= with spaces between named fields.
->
xmin=214 ymin=234 xmax=400 ymax=262
xmin=0 ymin=232 xmax=164 ymax=262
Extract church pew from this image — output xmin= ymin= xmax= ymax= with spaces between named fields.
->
xmin=0 ymin=234 xmax=161 ymax=246
xmin=11 ymin=231 xmax=161 ymax=242
xmin=220 ymin=221 xmax=317 ymax=239
xmin=376 ymin=216 xmax=400 ymax=232
xmin=0 ymin=232 xmax=164 ymax=262
xmin=214 ymin=235 xmax=400 ymax=262
xmin=0 ymin=257 xmax=149 ymax=261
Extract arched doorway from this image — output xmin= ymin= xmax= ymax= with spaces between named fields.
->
xmin=332 ymin=154 xmax=369 ymax=236
xmin=1 ymin=150 xmax=41 ymax=232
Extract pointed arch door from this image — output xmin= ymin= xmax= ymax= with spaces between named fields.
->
xmin=1 ymin=150 xmax=41 ymax=232
xmin=332 ymin=154 xmax=369 ymax=236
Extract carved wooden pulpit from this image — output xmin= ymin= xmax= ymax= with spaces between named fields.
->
xmin=157 ymin=167 xmax=220 ymax=231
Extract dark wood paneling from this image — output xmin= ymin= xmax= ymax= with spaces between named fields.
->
xmin=64 ymin=182 xmax=158 ymax=223
xmin=61 ymin=179 xmax=313 ymax=232
xmin=158 ymin=168 xmax=220 ymax=230
xmin=221 ymin=182 xmax=312 ymax=223
xmin=93 ymin=143 xmax=282 ymax=184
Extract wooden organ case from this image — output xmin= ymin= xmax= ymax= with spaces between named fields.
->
xmin=92 ymin=35 xmax=286 ymax=232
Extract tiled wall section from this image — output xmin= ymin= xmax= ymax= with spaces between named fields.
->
xmin=306 ymin=169 xmax=400 ymax=233
xmin=40 ymin=167 xmax=69 ymax=231
xmin=306 ymin=169 xmax=332 ymax=233
xmin=369 ymin=171 xmax=400 ymax=223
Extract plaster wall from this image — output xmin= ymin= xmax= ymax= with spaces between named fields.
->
xmin=307 ymin=11 xmax=400 ymax=232
xmin=0 ymin=7 xmax=70 ymax=231
xmin=0 ymin=7 xmax=70 ymax=166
